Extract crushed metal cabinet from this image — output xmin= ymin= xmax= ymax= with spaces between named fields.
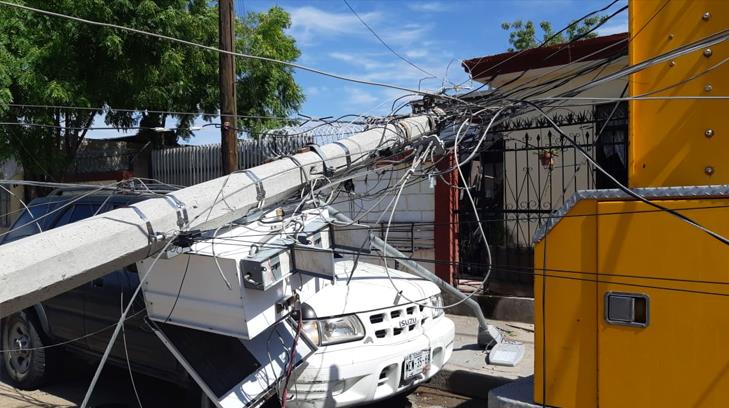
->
xmin=150 ymin=317 xmax=315 ymax=408
xmin=139 ymin=209 xmax=334 ymax=340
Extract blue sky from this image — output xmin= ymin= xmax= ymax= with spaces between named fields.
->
xmin=90 ymin=0 xmax=628 ymax=145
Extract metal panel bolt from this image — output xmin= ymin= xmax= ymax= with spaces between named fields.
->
xmin=705 ymin=166 xmax=715 ymax=176
xmin=668 ymin=33 xmax=675 ymax=40
xmin=703 ymin=12 xmax=711 ymax=21
xmin=705 ymin=84 xmax=713 ymax=92
xmin=705 ymin=129 xmax=715 ymax=138
xmin=704 ymin=48 xmax=713 ymax=57
xmin=669 ymin=60 xmax=676 ymax=67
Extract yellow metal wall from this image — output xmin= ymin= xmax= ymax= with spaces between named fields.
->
xmin=629 ymin=0 xmax=729 ymax=187
xmin=534 ymin=200 xmax=597 ymax=408
xmin=536 ymin=198 xmax=729 ymax=407
xmin=596 ymin=199 xmax=729 ymax=407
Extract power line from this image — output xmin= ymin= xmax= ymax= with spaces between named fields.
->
xmin=0 ymin=121 xmax=212 ymax=132
xmin=521 ymin=100 xmax=729 ymax=247
xmin=342 ymin=0 xmax=439 ymax=82
xmin=198 ymin=236 xmax=729 ymax=296
xmin=0 ymin=0 xmax=470 ymax=105
xmin=461 ymin=0 xmax=626 ymax=97
xmin=558 ymin=26 xmax=729 ymax=97
xmin=6 ymin=103 xmax=356 ymax=124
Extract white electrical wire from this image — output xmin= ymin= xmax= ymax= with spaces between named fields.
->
xmin=0 ymin=184 xmax=42 ymax=234
xmin=120 ymin=293 xmax=144 ymax=408
xmin=80 ymin=229 xmax=181 ymax=408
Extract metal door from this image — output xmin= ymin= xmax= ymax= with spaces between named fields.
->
xmin=597 ymin=199 xmax=729 ymax=407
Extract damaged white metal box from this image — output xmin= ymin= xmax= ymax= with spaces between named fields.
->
xmin=139 ymin=209 xmax=334 ymax=340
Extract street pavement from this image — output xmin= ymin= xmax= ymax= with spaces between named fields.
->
xmin=0 ymin=356 xmax=485 ymax=408
xmin=1 ymin=314 xmax=525 ymax=407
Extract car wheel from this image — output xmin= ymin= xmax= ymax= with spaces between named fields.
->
xmin=1 ymin=312 xmax=50 ymax=390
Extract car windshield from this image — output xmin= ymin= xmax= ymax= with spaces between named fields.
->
xmin=3 ymin=204 xmax=48 ymax=243
xmin=2 ymin=193 xmax=152 ymax=244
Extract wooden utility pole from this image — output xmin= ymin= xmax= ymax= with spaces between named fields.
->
xmin=219 ymin=0 xmax=238 ymax=174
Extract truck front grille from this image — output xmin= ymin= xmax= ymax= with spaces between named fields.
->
xmin=364 ymin=302 xmax=434 ymax=342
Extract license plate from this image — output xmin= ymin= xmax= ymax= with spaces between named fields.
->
xmin=403 ymin=349 xmax=430 ymax=381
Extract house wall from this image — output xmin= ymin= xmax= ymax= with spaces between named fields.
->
xmin=0 ymin=160 xmax=24 ymax=233
xmin=495 ymin=56 xmax=628 ymax=247
xmin=331 ymin=165 xmax=436 ymax=273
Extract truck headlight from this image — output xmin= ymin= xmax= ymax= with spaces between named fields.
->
xmin=430 ymin=294 xmax=444 ymax=318
xmin=301 ymin=320 xmax=320 ymax=346
xmin=301 ymin=315 xmax=365 ymax=346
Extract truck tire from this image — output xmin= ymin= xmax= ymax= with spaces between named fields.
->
xmin=1 ymin=311 xmax=50 ymax=390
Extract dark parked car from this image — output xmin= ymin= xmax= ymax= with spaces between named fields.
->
xmin=0 ymin=188 xmax=189 ymax=391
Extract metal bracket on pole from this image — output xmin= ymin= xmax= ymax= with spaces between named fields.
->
xmin=130 ymin=205 xmax=163 ymax=257
xmin=396 ymin=121 xmax=412 ymax=143
xmin=164 ymin=195 xmax=189 ymax=229
xmin=333 ymin=141 xmax=352 ymax=169
xmin=308 ymin=144 xmax=335 ymax=177
xmin=243 ymin=170 xmax=266 ymax=209
xmin=283 ymin=155 xmax=308 ymax=184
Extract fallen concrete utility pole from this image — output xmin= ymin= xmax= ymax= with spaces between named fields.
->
xmin=0 ymin=114 xmax=436 ymax=318
xmin=326 ymin=206 xmax=496 ymax=344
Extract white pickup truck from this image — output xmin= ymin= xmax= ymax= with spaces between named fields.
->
xmin=139 ymin=208 xmax=455 ymax=408
xmin=1 ymin=194 xmax=457 ymax=408
xmin=290 ymin=260 xmax=454 ymax=407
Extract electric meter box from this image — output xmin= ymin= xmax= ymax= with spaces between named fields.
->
xmin=139 ymin=209 xmax=335 ymax=340
xmin=241 ymin=213 xmax=332 ymax=290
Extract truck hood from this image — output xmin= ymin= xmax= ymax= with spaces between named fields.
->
xmin=302 ymin=260 xmax=440 ymax=317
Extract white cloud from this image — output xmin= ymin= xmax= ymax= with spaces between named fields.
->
xmin=383 ymin=23 xmax=430 ymax=45
xmin=289 ymin=6 xmax=381 ymax=45
xmin=597 ymin=22 xmax=628 ymax=36
xmin=328 ymin=51 xmax=357 ymax=63
xmin=405 ymin=48 xmax=429 ymax=59
xmin=288 ymin=6 xmax=429 ymax=47
xmin=408 ymin=2 xmax=448 ymax=12
xmin=328 ymin=51 xmax=399 ymax=72
xmin=305 ymin=85 xmax=329 ymax=97
xmin=345 ymin=88 xmax=379 ymax=107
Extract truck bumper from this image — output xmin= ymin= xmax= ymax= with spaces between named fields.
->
xmin=288 ymin=316 xmax=455 ymax=408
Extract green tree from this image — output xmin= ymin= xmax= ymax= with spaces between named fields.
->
xmin=0 ymin=0 xmax=303 ymax=187
xmin=501 ymin=15 xmax=609 ymax=51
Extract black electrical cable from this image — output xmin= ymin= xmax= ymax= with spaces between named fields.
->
xmin=518 ymin=99 xmax=729 ymax=247
xmin=208 ymin=236 xmax=729 ymax=290
xmin=163 ymin=254 xmax=192 ymax=323
xmin=461 ymin=0 xmax=625 ymax=98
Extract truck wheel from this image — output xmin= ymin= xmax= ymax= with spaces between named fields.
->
xmin=1 ymin=312 xmax=50 ymax=390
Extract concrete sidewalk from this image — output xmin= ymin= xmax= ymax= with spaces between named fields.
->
xmin=428 ymin=314 xmax=534 ymax=400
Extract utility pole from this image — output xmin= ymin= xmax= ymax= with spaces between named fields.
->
xmin=219 ymin=0 xmax=238 ymax=174
xmin=0 ymin=116 xmax=436 ymax=317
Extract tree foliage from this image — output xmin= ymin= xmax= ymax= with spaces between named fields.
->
xmin=0 ymin=0 xmax=303 ymax=183
xmin=501 ymin=15 xmax=609 ymax=51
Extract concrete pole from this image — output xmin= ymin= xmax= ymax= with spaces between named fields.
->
xmin=219 ymin=0 xmax=238 ymax=174
xmin=326 ymin=205 xmax=496 ymax=347
xmin=0 ymin=115 xmax=435 ymax=318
